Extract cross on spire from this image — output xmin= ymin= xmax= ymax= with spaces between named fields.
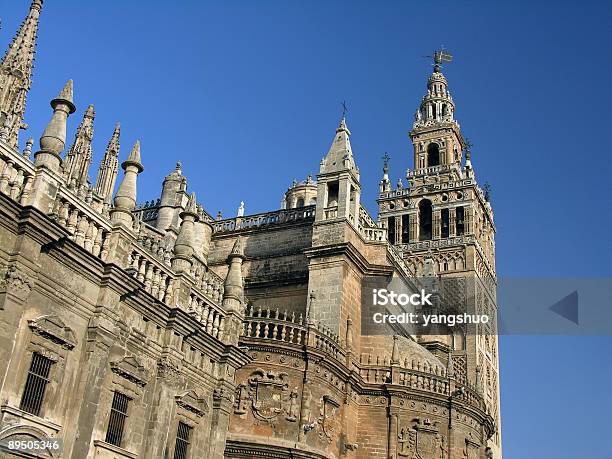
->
xmin=341 ymin=101 xmax=348 ymax=118
xmin=382 ymin=152 xmax=390 ymax=168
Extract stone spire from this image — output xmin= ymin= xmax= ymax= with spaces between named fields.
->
xmin=110 ymin=140 xmax=143 ymax=227
xmin=34 ymin=80 xmax=76 ymax=172
xmin=172 ymin=192 xmax=199 ymax=273
xmin=64 ymin=104 xmax=95 ymax=188
xmin=0 ymin=0 xmax=43 ymax=148
xmin=320 ymin=114 xmax=358 ymax=175
xmin=223 ymin=237 xmax=246 ymax=313
xmin=94 ymin=123 xmax=121 ymax=201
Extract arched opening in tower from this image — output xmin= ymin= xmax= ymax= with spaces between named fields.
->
xmin=427 ymin=143 xmax=440 ymax=167
xmin=419 ymin=199 xmax=433 ymax=241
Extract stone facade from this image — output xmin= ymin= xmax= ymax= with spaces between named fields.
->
xmin=0 ymin=3 xmax=500 ymax=459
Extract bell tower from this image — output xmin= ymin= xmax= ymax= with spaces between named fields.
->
xmin=377 ymin=51 xmax=502 ymax=457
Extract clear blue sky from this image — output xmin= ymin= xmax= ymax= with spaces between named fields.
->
xmin=3 ymin=0 xmax=612 ymax=456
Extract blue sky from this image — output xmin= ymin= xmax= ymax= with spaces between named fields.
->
xmin=3 ymin=0 xmax=612 ymax=456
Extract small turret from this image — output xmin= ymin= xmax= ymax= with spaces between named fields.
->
xmin=34 ymin=80 xmax=76 ymax=172
xmin=111 ymin=140 xmax=143 ymax=227
xmin=314 ymin=112 xmax=361 ymax=226
xmin=156 ymin=162 xmax=186 ymax=231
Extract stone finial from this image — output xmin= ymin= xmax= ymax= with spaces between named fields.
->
xmin=223 ymin=236 xmax=246 ymax=314
xmin=172 ymin=191 xmax=199 ymax=272
xmin=35 ymin=80 xmax=77 ymax=171
xmin=125 ymin=140 xmax=143 ymax=170
xmin=182 ymin=192 xmax=198 ymax=218
xmin=22 ymin=138 xmax=34 ymax=158
xmin=52 ymin=79 xmax=76 ymax=114
xmin=230 ymin=236 xmax=245 ymax=258
xmin=110 ymin=140 xmax=143 ymax=227
xmin=391 ymin=335 xmax=400 ymax=364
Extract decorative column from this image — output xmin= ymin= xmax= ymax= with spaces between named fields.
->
xmin=410 ymin=212 xmax=418 ymax=242
xmin=433 ymin=209 xmax=441 ymax=239
xmin=449 ymin=208 xmax=457 ymax=237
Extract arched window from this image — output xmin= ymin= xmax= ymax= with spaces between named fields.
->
xmin=427 ymin=143 xmax=440 ymax=167
xmin=456 ymin=206 xmax=465 ymax=235
xmin=419 ymin=199 xmax=433 ymax=241
xmin=441 ymin=208 xmax=450 ymax=238
xmin=296 ymin=198 xmax=304 ymax=208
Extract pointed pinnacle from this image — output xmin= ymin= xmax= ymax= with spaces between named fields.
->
xmin=127 ymin=140 xmax=141 ymax=163
xmin=336 ymin=115 xmax=350 ymax=135
xmin=52 ymin=79 xmax=76 ymax=113
xmin=186 ymin=192 xmax=197 ymax=214
xmin=84 ymin=104 xmax=95 ymax=117
xmin=230 ymin=236 xmax=245 ymax=258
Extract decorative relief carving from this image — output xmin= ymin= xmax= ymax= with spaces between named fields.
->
xmin=110 ymin=355 xmax=147 ymax=387
xmin=398 ymin=418 xmax=447 ymax=459
xmin=236 ymin=369 xmax=299 ymax=427
xmin=157 ymin=356 xmax=182 ymax=384
xmin=28 ymin=314 xmax=76 ymax=349
xmin=0 ymin=263 xmax=34 ymax=301
xmin=317 ymin=395 xmax=340 ymax=443
xmin=175 ymin=390 xmax=208 ymax=417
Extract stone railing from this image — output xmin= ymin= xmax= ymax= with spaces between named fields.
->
xmin=127 ymin=247 xmax=174 ymax=302
xmin=213 ymin=206 xmax=315 ymax=233
xmin=242 ymin=305 xmax=307 ymax=345
xmin=190 ymin=258 xmax=225 ymax=304
xmin=133 ymin=220 xmax=173 ymax=266
xmin=396 ymin=368 xmax=450 ymax=395
xmin=0 ymin=145 xmax=35 ymax=205
xmin=186 ymin=292 xmax=226 ymax=340
xmin=387 ymin=243 xmax=415 ymax=277
xmin=323 ymin=206 xmax=338 ymax=220
xmin=50 ymin=190 xmax=112 ymax=260
xmin=398 ymin=234 xmax=474 ymax=252
xmin=407 ymin=162 xmax=462 ymax=179
xmin=241 ymin=305 xmax=344 ymax=361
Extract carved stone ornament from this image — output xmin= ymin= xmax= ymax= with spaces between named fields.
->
xmin=317 ymin=395 xmax=340 ymax=443
xmin=175 ymin=390 xmax=208 ymax=417
xmin=236 ymin=369 xmax=298 ymax=427
xmin=28 ymin=314 xmax=77 ymax=349
xmin=398 ymin=418 xmax=446 ymax=459
xmin=0 ymin=263 xmax=34 ymax=301
xmin=157 ymin=356 xmax=182 ymax=384
xmin=110 ymin=355 xmax=147 ymax=387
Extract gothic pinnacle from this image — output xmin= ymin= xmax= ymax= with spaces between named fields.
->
xmin=94 ymin=122 xmax=121 ymax=201
xmin=0 ymin=0 xmax=43 ymax=147
xmin=65 ymin=104 xmax=95 ymax=187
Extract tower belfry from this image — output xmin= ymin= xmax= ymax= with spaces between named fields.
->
xmin=377 ymin=53 xmax=502 ymax=456
xmin=0 ymin=0 xmax=43 ymax=148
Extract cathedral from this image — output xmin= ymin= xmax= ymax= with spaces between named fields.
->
xmin=0 ymin=2 xmax=501 ymax=458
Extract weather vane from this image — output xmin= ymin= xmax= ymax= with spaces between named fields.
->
xmin=424 ymin=46 xmax=453 ymax=71
xmin=382 ymin=152 xmax=390 ymax=168
xmin=464 ymin=137 xmax=473 ymax=153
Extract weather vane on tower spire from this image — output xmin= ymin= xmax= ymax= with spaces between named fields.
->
xmin=425 ymin=47 xmax=453 ymax=71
